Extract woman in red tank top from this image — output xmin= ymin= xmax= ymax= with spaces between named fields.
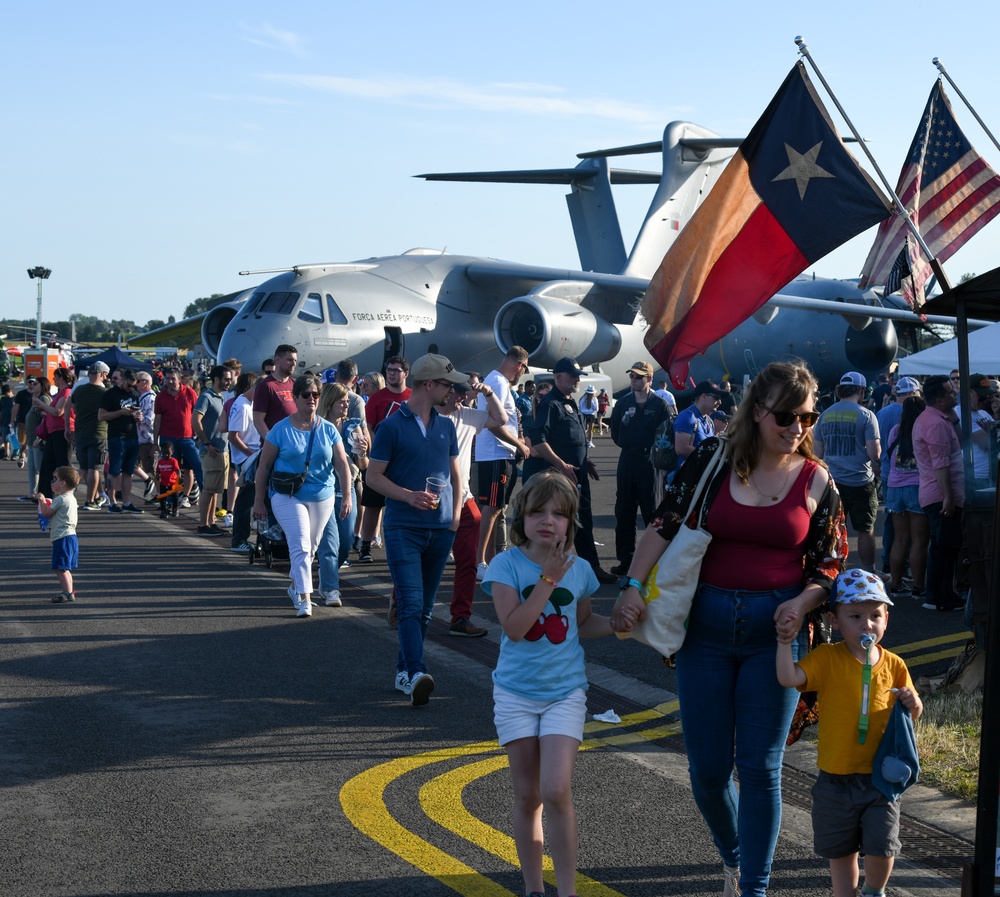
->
xmin=612 ymin=362 xmax=848 ymax=897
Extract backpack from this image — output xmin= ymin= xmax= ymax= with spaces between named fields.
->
xmin=650 ymin=417 xmax=678 ymax=471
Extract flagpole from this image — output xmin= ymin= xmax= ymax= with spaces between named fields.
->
xmin=794 ymin=36 xmax=952 ymax=292
xmin=933 ymin=57 xmax=1000 ymax=157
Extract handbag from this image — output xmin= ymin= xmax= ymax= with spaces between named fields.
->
xmin=270 ymin=423 xmax=317 ymax=495
xmin=619 ymin=441 xmax=728 ymax=657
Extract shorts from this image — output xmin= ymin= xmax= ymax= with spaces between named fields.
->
xmin=477 ymin=459 xmax=516 ymax=508
xmin=75 ymin=437 xmax=108 ymax=472
xmin=493 ymin=684 xmax=586 ymax=746
xmin=360 ymin=467 xmax=386 ymax=510
xmin=811 ymin=771 xmax=901 ymax=859
xmin=107 ymin=437 xmax=139 ymax=477
xmin=836 ymin=480 xmax=879 ymax=533
xmin=201 ymin=449 xmax=229 ymax=494
xmin=885 ymin=484 xmax=924 ymax=515
xmin=52 ymin=534 xmax=79 ymax=571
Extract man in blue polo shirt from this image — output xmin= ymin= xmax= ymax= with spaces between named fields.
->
xmin=365 ymin=353 xmax=466 ymax=706
xmin=673 ymin=380 xmax=723 ymax=477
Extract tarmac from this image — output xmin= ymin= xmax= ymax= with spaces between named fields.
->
xmin=0 ymin=439 xmax=979 ymax=897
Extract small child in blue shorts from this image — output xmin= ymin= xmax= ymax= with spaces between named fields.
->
xmin=777 ymin=569 xmax=923 ymax=897
xmin=39 ymin=465 xmax=81 ymax=603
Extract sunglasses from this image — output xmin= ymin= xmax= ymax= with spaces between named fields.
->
xmin=628 ymin=372 xmax=647 ymax=380
xmin=757 ymin=403 xmax=819 ymax=428
xmin=433 ymin=379 xmax=456 ymax=389
xmin=298 ymin=391 xmax=320 ymax=400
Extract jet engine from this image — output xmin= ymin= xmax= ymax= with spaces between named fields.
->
xmin=201 ymin=304 xmax=241 ymax=359
xmin=493 ymin=295 xmax=622 ymax=369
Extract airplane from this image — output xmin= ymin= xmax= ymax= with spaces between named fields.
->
xmin=131 ymin=121 xmax=982 ymax=393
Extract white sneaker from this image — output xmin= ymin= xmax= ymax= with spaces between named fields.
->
xmin=322 ymin=590 xmax=342 ymax=607
xmin=408 ymin=671 xmax=435 ymax=706
xmin=287 ymin=584 xmax=300 ymax=608
xmin=222 ymin=513 xmax=233 ymax=528
xmin=587 ymin=441 xmax=595 ymax=447
xmin=179 ymin=496 xmax=191 ymax=508
xmin=296 ymin=599 xmax=312 ymax=618
xmin=722 ymin=865 xmax=741 ymax=897
xmin=394 ymin=671 xmax=410 ymax=693
xmin=475 ymin=562 xmax=489 ymax=581
xmin=373 ymin=535 xmax=383 ymax=548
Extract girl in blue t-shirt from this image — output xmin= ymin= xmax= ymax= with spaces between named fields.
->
xmin=482 ymin=470 xmax=637 ymax=897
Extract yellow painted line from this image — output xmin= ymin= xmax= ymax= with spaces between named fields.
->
xmin=891 ymin=631 xmax=972 ymax=655
xmin=901 ymin=646 xmax=965 ymax=666
xmin=340 ymin=701 xmax=685 ymax=896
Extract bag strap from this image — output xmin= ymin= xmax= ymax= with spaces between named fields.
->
xmin=303 ymin=422 xmax=318 ymax=473
xmin=684 ymin=440 xmax=728 ymax=528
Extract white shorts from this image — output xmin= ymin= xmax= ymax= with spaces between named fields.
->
xmin=493 ymin=684 xmax=587 ymax=746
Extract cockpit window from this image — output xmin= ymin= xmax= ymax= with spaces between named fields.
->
xmin=258 ymin=292 xmax=299 ymax=315
xmin=297 ymin=293 xmax=324 ymax=324
xmin=326 ymin=294 xmax=348 ymax=325
xmin=240 ymin=291 xmax=267 ymax=317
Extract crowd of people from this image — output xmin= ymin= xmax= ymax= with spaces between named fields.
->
xmin=9 ymin=348 xmax=998 ymax=897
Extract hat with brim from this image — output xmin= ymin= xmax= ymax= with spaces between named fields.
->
xmin=627 ymin=360 xmax=654 ymax=378
xmin=553 ymin=357 xmax=586 ymax=377
xmin=832 ymin=568 xmax=893 ymax=606
xmin=410 ymin=353 xmax=468 ymax=384
xmin=692 ymin=380 xmax=723 ymax=398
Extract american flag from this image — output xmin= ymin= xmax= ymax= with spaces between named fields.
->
xmin=883 ymin=241 xmax=911 ymax=297
xmin=858 ymin=80 xmax=1000 ymax=307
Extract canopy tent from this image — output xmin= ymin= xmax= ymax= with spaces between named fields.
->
xmin=73 ymin=346 xmax=154 ymax=373
xmin=897 ymin=320 xmax=1000 ymax=375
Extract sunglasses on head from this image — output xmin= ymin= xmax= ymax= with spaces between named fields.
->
xmin=757 ymin=402 xmax=819 ymax=428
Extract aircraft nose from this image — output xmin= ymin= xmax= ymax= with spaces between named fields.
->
xmin=844 ymin=318 xmax=897 ymax=373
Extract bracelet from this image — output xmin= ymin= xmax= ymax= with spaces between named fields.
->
xmin=539 ymin=574 xmax=558 ymax=587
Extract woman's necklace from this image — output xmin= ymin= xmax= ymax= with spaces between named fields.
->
xmin=749 ymin=463 xmax=792 ymax=502
xmin=291 ymin=412 xmax=315 ymax=431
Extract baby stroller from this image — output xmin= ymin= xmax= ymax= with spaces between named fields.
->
xmin=249 ymin=517 xmax=289 ymax=569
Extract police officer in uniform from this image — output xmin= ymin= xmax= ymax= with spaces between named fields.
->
xmin=523 ymin=357 xmax=616 ymax=584
xmin=609 ymin=360 xmax=670 ymax=575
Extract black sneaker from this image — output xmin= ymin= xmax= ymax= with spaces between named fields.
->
xmin=196 ymin=525 xmax=223 ymax=537
xmin=107 ymin=503 xmax=123 ymax=514
xmin=592 ymin=566 xmax=618 ymax=585
xmin=358 ymin=544 xmax=373 ymax=563
xmin=122 ymin=503 xmax=144 ymax=514
xmin=609 ymin=562 xmax=629 ymax=576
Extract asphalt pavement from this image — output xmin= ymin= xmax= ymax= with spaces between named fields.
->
xmin=0 ymin=439 xmax=977 ymax=897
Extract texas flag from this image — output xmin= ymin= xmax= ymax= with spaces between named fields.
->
xmin=642 ymin=62 xmax=891 ymax=387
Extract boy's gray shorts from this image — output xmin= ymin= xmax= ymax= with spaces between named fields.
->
xmin=812 ymin=771 xmax=901 ymax=859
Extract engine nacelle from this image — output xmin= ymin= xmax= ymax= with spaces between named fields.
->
xmin=493 ymin=295 xmax=622 ymax=369
xmin=201 ymin=305 xmax=241 ymax=359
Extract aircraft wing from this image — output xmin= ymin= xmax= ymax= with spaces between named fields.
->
xmin=127 ymin=313 xmax=209 ymax=348
xmin=464 ymin=258 xmax=649 ymax=324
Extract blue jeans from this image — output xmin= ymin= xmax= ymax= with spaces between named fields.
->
xmin=385 ymin=526 xmax=455 ymax=677
xmin=318 ymin=493 xmax=357 ymax=593
xmin=675 ymin=583 xmax=807 ymax=897
xmin=159 ymin=436 xmax=203 ymax=489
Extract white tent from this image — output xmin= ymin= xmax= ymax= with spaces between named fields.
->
xmin=897 ymin=320 xmax=1000 ymax=375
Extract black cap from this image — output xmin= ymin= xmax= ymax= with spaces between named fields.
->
xmin=552 ymin=357 xmax=585 ymax=377
xmin=692 ymin=380 xmax=723 ymax=398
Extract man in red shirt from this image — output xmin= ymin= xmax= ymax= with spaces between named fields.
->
xmin=252 ymin=344 xmax=298 ymax=439
xmin=357 ymin=355 xmax=411 ymax=562
xmin=153 ymin=368 xmax=202 ymax=507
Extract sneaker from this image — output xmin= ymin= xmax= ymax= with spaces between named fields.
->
xmin=170 ymin=507 xmax=178 ymax=517
xmin=222 ymin=513 xmax=233 ymax=528
xmin=475 ymin=562 xmax=489 ymax=581
xmin=446 ymin=551 xmax=455 ymax=566
xmin=122 ymin=503 xmax=144 ymax=514
xmin=17 ymin=495 xmax=36 ymax=502
xmin=179 ymin=496 xmax=191 ymax=508
xmin=889 ymin=585 xmax=911 ymax=599
xmin=339 ymin=559 xmax=352 ymax=570
xmin=408 ymin=671 xmax=435 ymax=706
xmin=358 ymin=545 xmax=373 ymax=563
xmin=910 ymin=587 xmax=927 ymax=601
xmin=352 ymin=535 xmax=361 ymax=553
xmin=159 ymin=509 xmax=169 ymax=519
xmin=394 ymin=671 xmax=410 ymax=693
xmin=722 ymin=864 xmax=741 ymax=897
xmin=592 ymin=566 xmax=618 ymax=585
xmin=97 ymin=494 xmax=109 ymax=508
xmin=196 ymin=525 xmax=223 ymax=537
xmin=388 ymin=594 xmax=398 ymax=629
xmin=322 ymin=590 xmax=342 ymax=607
xmin=296 ymin=598 xmax=312 ymax=618
xmin=83 ymin=501 xmax=102 ymax=511
xmin=373 ymin=535 xmax=383 ymax=548
xmin=287 ymin=584 xmax=300 ymax=608
xmin=143 ymin=480 xmax=158 ymax=501
xmin=449 ymin=618 xmax=487 ymax=637
xmin=107 ymin=503 xmax=122 ymax=514
xmin=230 ymin=541 xmax=254 ymax=553
xmin=207 ymin=524 xmax=225 ymax=535
xmin=609 ymin=562 xmax=629 ymax=576
xmin=587 ymin=440 xmax=595 ymax=448
xmin=921 ymin=601 xmax=938 ymax=610
xmin=17 ymin=456 xmax=25 ymax=468
xmin=51 ymin=592 xmax=76 ymax=603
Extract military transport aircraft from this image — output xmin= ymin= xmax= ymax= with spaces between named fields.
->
xmin=132 ymin=121 xmax=974 ymax=391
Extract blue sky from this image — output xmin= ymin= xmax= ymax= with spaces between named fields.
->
xmin=5 ymin=1 xmax=1000 ymax=333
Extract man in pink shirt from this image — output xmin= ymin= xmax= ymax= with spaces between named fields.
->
xmin=911 ymin=374 xmax=964 ymax=612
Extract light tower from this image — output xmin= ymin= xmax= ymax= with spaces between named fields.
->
xmin=27 ymin=266 xmax=52 ymax=348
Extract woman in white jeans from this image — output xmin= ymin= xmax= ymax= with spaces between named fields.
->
xmin=252 ymin=373 xmax=353 ymax=617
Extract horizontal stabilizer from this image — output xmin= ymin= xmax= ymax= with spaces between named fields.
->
xmin=577 ymin=135 xmax=857 ymax=159
xmin=416 ymin=168 xmax=660 ymax=185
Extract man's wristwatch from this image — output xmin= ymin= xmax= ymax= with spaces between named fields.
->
xmin=618 ymin=576 xmax=644 ymax=594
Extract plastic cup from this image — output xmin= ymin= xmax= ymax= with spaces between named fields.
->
xmin=425 ymin=477 xmax=446 ymax=510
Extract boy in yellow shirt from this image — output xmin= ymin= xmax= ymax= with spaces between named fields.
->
xmin=777 ymin=569 xmax=922 ymax=897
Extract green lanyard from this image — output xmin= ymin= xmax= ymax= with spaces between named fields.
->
xmin=859 ymin=636 xmax=874 ymax=744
